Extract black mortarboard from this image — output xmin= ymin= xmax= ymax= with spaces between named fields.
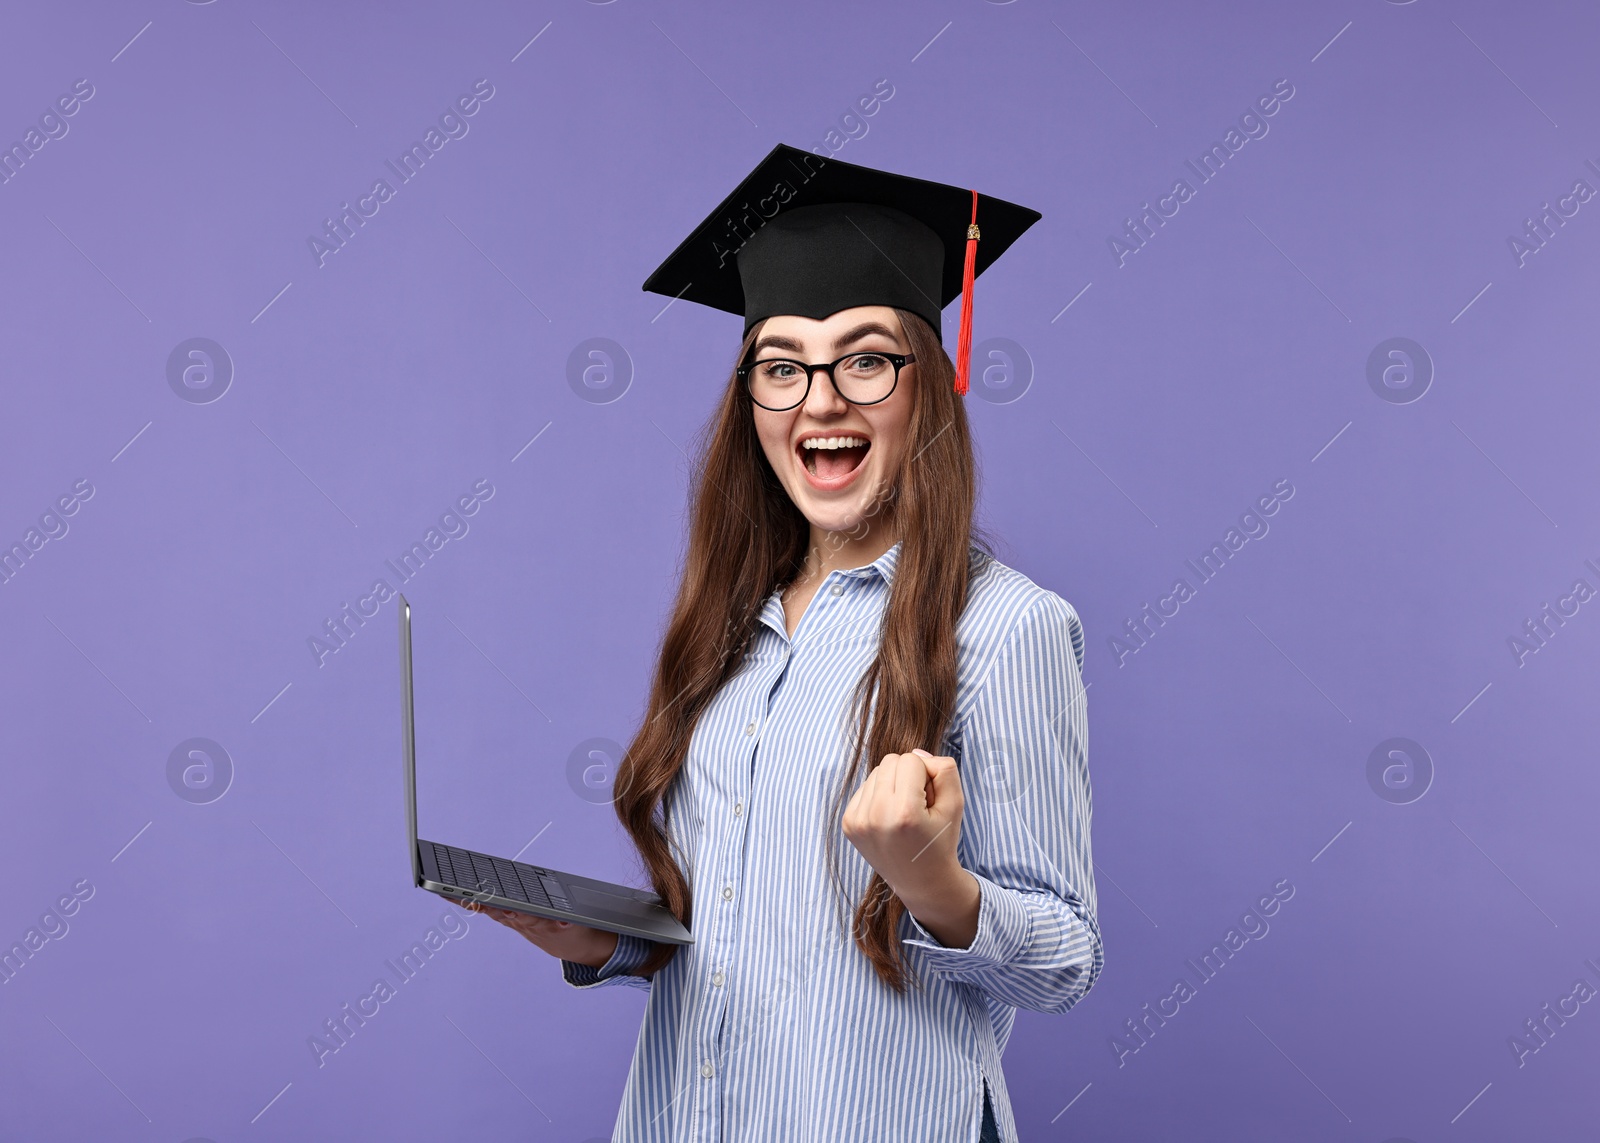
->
xmin=641 ymin=143 xmax=1041 ymax=395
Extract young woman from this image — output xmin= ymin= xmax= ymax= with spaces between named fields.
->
xmin=462 ymin=150 xmax=1103 ymax=1143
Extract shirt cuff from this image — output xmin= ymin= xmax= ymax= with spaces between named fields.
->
xmin=901 ymin=871 xmax=1032 ymax=971
xmin=560 ymin=932 xmax=656 ymax=989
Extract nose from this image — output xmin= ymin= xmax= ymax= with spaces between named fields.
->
xmin=802 ymin=364 xmax=849 ymax=417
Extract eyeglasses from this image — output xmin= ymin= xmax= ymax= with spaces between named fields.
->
xmin=736 ymin=351 xmax=916 ymax=412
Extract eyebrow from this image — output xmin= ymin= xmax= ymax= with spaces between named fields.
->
xmin=751 ymin=321 xmax=902 ymax=357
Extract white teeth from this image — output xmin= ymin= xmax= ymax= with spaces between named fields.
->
xmin=800 ymin=436 xmax=869 ymax=450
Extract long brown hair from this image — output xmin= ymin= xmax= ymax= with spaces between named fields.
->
xmin=612 ymin=307 xmax=995 ymax=991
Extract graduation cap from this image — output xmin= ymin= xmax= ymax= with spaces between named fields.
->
xmin=642 ymin=143 xmax=1041 ymax=396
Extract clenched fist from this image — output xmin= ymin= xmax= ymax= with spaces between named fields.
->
xmin=842 ymin=747 xmax=980 ymax=947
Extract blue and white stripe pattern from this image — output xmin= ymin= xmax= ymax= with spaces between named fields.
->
xmin=562 ymin=541 xmax=1102 ymax=1142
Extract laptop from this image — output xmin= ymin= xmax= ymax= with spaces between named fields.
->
xmin=399 ymin=593 xmax=692 ymax=945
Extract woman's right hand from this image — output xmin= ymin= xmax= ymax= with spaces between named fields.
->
xmin=456 ymin=898 xmax=620 ymax=968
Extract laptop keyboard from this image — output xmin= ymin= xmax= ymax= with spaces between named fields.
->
xmin=430 ymin=842 xmax=573 ymax=912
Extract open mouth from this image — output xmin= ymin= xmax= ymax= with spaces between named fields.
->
xmin=798 ymin=435 xmax=871 ymax=481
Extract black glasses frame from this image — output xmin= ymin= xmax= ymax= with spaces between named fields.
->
xmin=736 ymin=351 xmax=917 ymax=412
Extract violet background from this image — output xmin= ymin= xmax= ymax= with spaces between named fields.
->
xmin=1 ymin=1 xmax=1596 ymax=1140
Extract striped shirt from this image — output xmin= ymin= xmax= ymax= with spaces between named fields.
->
xmin=562 ymin=540 xmax=1102 ymax=1142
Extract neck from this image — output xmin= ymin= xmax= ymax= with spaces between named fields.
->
xmin=797 ymin=516 xmax=899 ymax=588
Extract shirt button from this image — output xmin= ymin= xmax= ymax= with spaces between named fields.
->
xmin=721 ymin=885 xmax=734 ymax=901
xmin=745 ymin=721 xmax=756 ymax=736
xmin=829 ymin=584 xmax=843 ymax=596
xmin=701 ymin=1059 xmax=714 ymax=1078
xmin=712 ymin=970 xmax=725 ymax=987
xmin=733 ymin=801 xmax=743 ymax=816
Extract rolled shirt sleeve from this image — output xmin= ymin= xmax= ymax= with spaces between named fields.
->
xmin=561 ymin=931 xmax=656 ymax=992
xmin=900 ymin=592 xmax=1104 ymax=1016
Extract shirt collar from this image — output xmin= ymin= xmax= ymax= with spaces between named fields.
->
xmin=845 ymin=538 xmax=902 ymax=587
xmin=756 ymin=539 xmax=903 ymax=641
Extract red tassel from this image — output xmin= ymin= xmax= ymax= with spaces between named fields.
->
xmin=953 ymin=189 xmax=979 ymax=396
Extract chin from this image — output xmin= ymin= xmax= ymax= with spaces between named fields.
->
xmin=798 ymin=498 xmax=874 ymax=536
xmin=803 ymin=512 xmax=860 ymax=535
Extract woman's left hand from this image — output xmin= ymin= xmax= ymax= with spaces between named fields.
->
xmin=842 ymin=747 xmax=965 ymax=903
